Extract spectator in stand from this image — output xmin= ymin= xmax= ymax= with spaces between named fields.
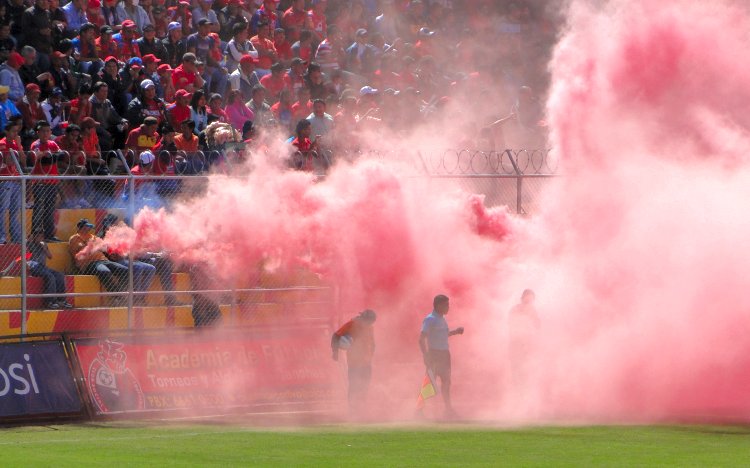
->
xmin=174 ymin=118 xmax=198 ymax=152
xmin=167 ymin=88 xmax=191 ymax=128
xmin=18 ymin=83 xmax=47 ymax=148
xmin=151 ymin=5 xmax=168 ymax=38
xmin=218 ymin=0 xmax=246 ymax=42
xmin=315 ymin=24 xmax=344 ymax=74
xmin=374 ymin=0 xmax=398 ymax=43
xmin=0 ymin=120 xmax=22 ymax=245
xmin=21 ymin=0 xmax=55 ymax=66
xmin=345 ymin=29 xmax=378 ymax=75
xmin=125 ymin=115 xmax=159 ymax=161
xmin=287 ymin=57 xmax=306 ymax=92
xmin=86 ymin=0 xmax=104 ymax=29
xmin=49 ymin=51 xmax=77 ymax=99
xmin=0 ymin=51 xmax=23 ymax=102
xmin=250 ymin=0 xmax=280 ymax=36
xmin=191 ymin=0 xmax=219 ymax=33
xmin=68 ymin=218 xmax=128 ymax=303
xmin=73 ymin=22 xmax=101 ymax=74
xmin=126 ymin=78 xmax=166 ymax=127
xmin=162 ymin=21 xmax=186 ymax=68
xmin=172 ymin=52 xmax=205 ymax=93
xmin=225 ymin=89 xmax=254 ymax=132
xmin=225 ymin=22 xmax=257 ymax=73
xmin=0 ymin=24 xmax=17 ymax=63
xmin=306 ymin=98 xmax=333 ymax=142
xmin=67 ymin=85 xmax=92 ymax=125
xmin=6 ymin=0 xmax=25 ymax=40
xmin=29 ymin=120 xmax=63 ymax=242
xmin=28 ymin=228 xmax=73 ymax=309
xmin=137 ymin=24 xmax=168 ymax=62
xmin=19 ymin=46 xmax=53 ymax=96
xmin=259 ymin=62 xmax=289 ymax=104
xmin=96 ymin=26 xmax=119 ymax=60
xmin=99 ymin=56 xmax=127 ymax=113
xmin=273 ymin=27 xmax=292 ymax=65
xmin=119 ymin=57 xmax=144 ymax=107
xmin=62 ymin=0 xmax=88 ymax=37
xmin=290 ymin=118 xmax=318 ymax=171
xmin=79 ymin=116 xmax=110 ymax=182
xmin=270 ymin=87 xmax=293 ymax=131
xmin=281 ymin=0 xmax=307 ymax=44
xmin=291 ymin=29 xmax=314 ymax=63
xmin=117 ymin=0 xmax=151 ymax=33
xmin=228 ymin=54 xmax=260 ymax=102
xmin=40 ymin=87 xmax=68 ymax=136
xmin=247 ymin=84 xmax=272 ymax=127
xmin=251 ymin=19 xmax=277 ymax=78
xmin=307 ymin=0 xmax=327 ymax=43
xmin=112 ymin=19 xmax=141 ymax=59
xmin=0 ymin=85 xmax=21 ymax=133
xmin=305 ymin=61 xmax=329 ymax=100
xmin=156 ymin=63 xmax=174 ymax=101
xmin=141 ymin=54 xmax=161 ymax=88
xmin=189 ymin=89 xmax=208 ymax=132
xmin=207 ymin=93 xmax=227 ymax=122
xmin=100 ymin=0 xmax=126 ymax=27
xmin=186 ymin=19 xmax=227 ymax=94
xmin=291 ymin=85 xmax=311 ymax=123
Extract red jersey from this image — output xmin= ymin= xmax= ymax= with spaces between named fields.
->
xmin=172 ymin=64 xmax=198 ymax=89
xmin=125 ymin=127 xmax=159 ymax=155
xmin=259 ymin=73 xmax=290 ymax=100
xmin=334 ymin=318 xmax=375 ymax=367
xmin=30 ymin=139 xmax=61 ymax=183
xmin=282 ymin=8 xmax=307 ymax=43
xmin=274 ymin=40 xmax=292 ymax=62
xmin=291 ymin=100 xmax=312 ymax=122
xmin=308 ymin=9 xmax=326 ymax=40
xmin=169 ymin=104 xmax=191 ymax=126
xmin=250 ymin=35 xmax=276 ymax=70
xmin=96 ymin=37 xmax=119 ymax=60
xmin=0 ymin=137 xmax=21 ymax=176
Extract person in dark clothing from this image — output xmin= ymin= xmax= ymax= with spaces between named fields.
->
xmin=332 ymin=309 xmax=377 ymax=411
xmin=161 ymin=21 xmax=186 ymax=69
xmin=28 ymin=228 xmax=73 ymax=309
xmin=136 ymin=23 xmax=168 ymax=63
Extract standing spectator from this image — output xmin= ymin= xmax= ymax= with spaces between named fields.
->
xmin=305 ymin=61 xmax=329 ymax=100
xmin=290 ymin=85 xmax=311 ymax=123
xmin=167 ymin=1 xmax=192 ymax=37
xmin=287 ymin=57 xmax=306 ymax=92
xmin=291 ymin=29 xmax=314 ymax=64
xmin=250 ymin=19 xmax=277 ymax=78
xmin=217 ymin=0 xmax=246 ymax=42
xmin=116 ymin=0 xmax=151 ymax=33
xmin=151 ymin=5 xmax=168 ymax=38
xmin=259 ymin=61 xmax=289 ymax=103
xmin=0 ymin=120 xmax=23 ymax=245
xmin=162 ymin=21 xmax=186 ymax=68
xmin=89 ymin=81 xmax=129 ymax=151
xmin=306 ymin=98 xmax=333 ymax=142
xmin=101 ymin=0 xmax=126 ymax=28
xmin=62 ymin=0 xmax=88 ymax=37
xmin=250 ymin=0 xmax=279 ymax=36
xmin=186 ymin=18 xmax=226 ymax=94
xmin=0 ymin=51 xmax=24 ymax=102
xmin=345 ymin=28 xmax=378 ymax=75
xmin=28 ymin=228 xmax=73 ymax=308
xmin=418 ymin=294 xmax=464 ymax=418
xmin=68 ymin=218 xmax=128 ymax=302
xmin=225 ymin=22 xmax=257 ymax=73
xmin=374 ymin=0 xmax=399 ymax=43
xmin=86 ymin=0 xmax=104 ymax=29
xmin=29 ymin=120 xmax=63 ymax=242
xmin=40 ymin=87 xmax=67 ymax=136
xmin=18 ymin=83 xmax=47 ymax=147
xmin=0 ymin=23 xmax=17 ymax=63
xmin=224 ymin=89 xmax=254 ymax=132
xmin=331 ymin=309 xmax=376 ymax=411
xmin=136 ymin=24 xmax=168 ymax=62
xmin=228 ymin=54 xmax=260 ymax=102
xmin=270 ymin=87 xmax=293 ymax=131
xmin=99 ymin=57 xmax=127 ymax=113
xmin=307 ymin=0 xmax=326 ymax=43
xmin=290 ymin=118 xmax=317 ymax=171
xmin=6 ymin=0 xmax=26 ymax=40
xmin=0 ymin=85 xmax=21 ymax=132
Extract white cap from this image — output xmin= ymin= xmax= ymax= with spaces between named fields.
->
xmin=139 ymin=151 xmax=155 ymax=165
xmin=140 ymin=79 xmax=155 ymax=90
xmin=359 ymin=85 xmax=379 ymax=96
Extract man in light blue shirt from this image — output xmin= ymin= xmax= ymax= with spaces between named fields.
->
xmin=62 ymin=0 xmax=89 ymax=36
xmin=419 ymin=294 xmax=463 ymax=417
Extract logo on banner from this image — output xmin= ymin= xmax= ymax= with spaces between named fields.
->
xmin=87 ymin=340 xmax=145 ymax=413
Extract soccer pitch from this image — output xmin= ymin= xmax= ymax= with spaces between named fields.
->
xmin=2 ymin=422 xmax=750 ymax=466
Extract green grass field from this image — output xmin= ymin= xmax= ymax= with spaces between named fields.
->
xmin=3 ymin=422 xmax=750 ymax=466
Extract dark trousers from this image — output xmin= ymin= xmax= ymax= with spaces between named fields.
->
xmin=84 ymin=260 xmax=128 ymax=292
xmin=32 ymin=183 xmax=58 ymax=238
xmin=347 ymin=365 xmax=372 ymax=403
xmin=30 ymin=264 xmax=66 ymax=305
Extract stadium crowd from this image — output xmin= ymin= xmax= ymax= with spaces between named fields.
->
xmin=0 ymin=0 xmax=555 ymax=241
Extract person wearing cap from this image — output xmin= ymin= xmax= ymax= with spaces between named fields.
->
xmin=225 ymin=22 xmax=258 ymax=73
xmin=68 ymin=218 xmax=128 ymax=299
xmin=187 ymin=18 xmax=227 ymax=94
xmin=250 ymin=0 xmax=280 ymax=36
xmin=167 ymin=2 xmax=192 ymax=36
xmin=62 ymin=0 xmax=89 ymax=36
xmin=281 ymin=0 xmax=307 ymax=44
xmin=345 ymin=28 xmax=378 ymax=75
xmin=259 ymin=61 xmax=289 ymax=104
xmin=21 ymin=0 xmax=55 ymax=58
xmin=86 ymin=0 xmax=105 ymax=29
xmin=250 ymin=19 xmax=277 ymax=77
xmin=331 ymin=309 xmax=377 ymax=410
xmin=172 ymin=52 xmax=205 ymax=93
xmin=99 ymin=56 xmax=129 ymax=113
xmin=167 ymin=88 xmax=191 ymax=128
xmin=116 ymin=0 xmax=151 ymax=34
xmin=112 ymin=19 xmax=142 ymax=60
xmin=141 ymin=54 xmax=162 ymax=86
xmin=124 ymin=115 xmax=159 ymax=162
xmin=126 ymin=78 xmax=166 ymax=127
xmin=0 ymin=121 xmax=23 ymax=245
xmin=191 ymin=0 xmax=220 ymax=34
xmin=0 ymin=85 xmax=21 ymax=133
xmin=162 ymin=21 xmax=186 ymax=69
xmin=137 ymin=25 xmax=169 ymax=63
xmin=96 ymin=26 xmax=119 ymax=60
xmin=0 ymin=52 xmax=25 ymax=103
xmin=156 ymin=63 xmax=175 ymax=101
xmin=72 ymin=23 xmax=100 ymax=73
xmin=228 ymin=54 xmax=261 ymax=102
xmin=41 ymin=87 xmax=68 ymax=136
xmin=18 ymin=84 xmax=47 ymax=141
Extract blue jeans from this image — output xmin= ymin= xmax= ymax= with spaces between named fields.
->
xmin=0 ymin=180 xmax=22 ymax=243
xmin=29 ymin=264 xmax=66 ymax=305
xmin=117 ymin=259 xmax=156 ymax=292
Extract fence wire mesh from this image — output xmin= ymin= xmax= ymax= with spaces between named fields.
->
xmin=0 ymin=146 xmax=553 ymax=338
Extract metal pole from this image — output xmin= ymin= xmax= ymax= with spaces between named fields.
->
xmin=505 ymin=150 xmax=524 ymax=215
xmin=19 ymin=163 xmax=27 ymax=339
xmin=127 ymin=158 xmax=135 ymax=328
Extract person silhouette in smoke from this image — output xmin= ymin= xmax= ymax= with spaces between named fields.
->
xmin=508 ymin=289 xmax=540 ymax=386
xmin=419 ymin=294 xmax=463 ymax=419
xmin=331 ymin=309 xmax=376 ymax=414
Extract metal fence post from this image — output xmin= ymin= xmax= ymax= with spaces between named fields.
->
xmin=124 ymin=154 xmax=135 ymax=329
xmin=19 ymin=165 xmax=27 ymax=338
xmin=505 ymin=149 xmax=523 ymax=215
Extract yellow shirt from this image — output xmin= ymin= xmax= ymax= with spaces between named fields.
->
xmin=68 ymin=232 xmax=108 ymax=270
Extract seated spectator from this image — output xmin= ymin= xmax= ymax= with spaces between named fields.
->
xmin=156 ymin=63 xmax=175 ymax=102
xmin=19 ymin=46 xmax=53 ymax=96
xmin=259 ymin=62 xmax=290 ymax=104
xmin=250 ymin=0 xmax=280 ymax=36
xmin=18 ymin=84 xmax=47 ymax=149
xmin=0 ymin=51 xmax=24 ymax=103
xmin=207 ymin=93 xmax=227 ymax=122
xmin=186 ymin=18 xmax=227 ymax=94
xmin=191 ymin=0 xmax=219 ymax=33
xmin=0 ymin=23 xmax=17 ymax=64
xmin=41 ymin=88 xmax=68 ymax=136
xmin=136 ymin=23 xmax=168 ymax=62
xmin=291 ymin=85 xmax=312 ymax=123
xmin=0 ymin=85 xmax=21 ymax=133
xmin=0 ymin=121 xmax=22 ymax=245
xmin=287 ymin=57 xmax=307 ymax=92
xmin=189 ymin=89 xmax=208 ymax=132
xmin=305 ymin=61 xmax=330 ymax=100
xmin=308 ymin=0 xmax=327 ymax=43
xmin=68 ymin=218 xmax=128 ymax=303
xmin=217 ymin=0 xmax=246 ymax=42
xmin=95 ymin=26 xmax=119 ymax=61
xmin=174 ymin=118 xmax=198 ymax=152
xmin=68 ymin=85 xmax=92 ymax=126
xmin=315 ymin=24 xmax=344 ymax=74
xmin=345 ymin=28 xmax=378 ymax=75
xmin=225 ymin=89 xmax=254 ymax=131
xmin=290 ymin=118 xmax=318 ymax=171
xmin=126 ymin=79 xmax=167 ymax=127
xmin=112 ymin=19 xmax=141 ymax=59
xmin=168 ymin=88 xmax=192 ymax=128
xmin=124 ymin=115 xmax=159 ymax=163
xmin=281 ymin=0 xmax=307 ymax=44
xmin=247 ymin=84 xmax=272 ymax=127
xmin=29 ymin=120 xmax=63 ymax=242
xmin=28 ymin=228 xmax=73 ymax=309
xmin=291 ymin=29 xmax=314 ymax=63
xmin=117 ymin=0 xmax=151 ymax=34
xmin=151 ymin=6 xmax=168 ymax=38
xmin=86 ymin=0 xmax=104 ymax=29
xmin=72 ymin=23 xmax=100 ymax=74
xmin=89 ymin=81 xmax=129 ymax=152
xmin=306 ymin=98 xmax=334 ymax=142
xmin=172 ymin=52 xmax=205 ymax=93
xmin=270 ymin=88 xmax=294 ymax=131
xmin=162 ymin=21 xmax=186 ymax=69
xmin=229 ymin=54 xmax=261 ymax=102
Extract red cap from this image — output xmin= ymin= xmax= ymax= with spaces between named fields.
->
xmin=157 ymin=63 xmax=172 ymax=73
xmin=7 ymin=51 xmax=23 ymax=67
xmin=88 ymin=0 xmax=101 ymax=7
xmin=228 ymin=0 xmax=241 ymax=5
xmin=174 ymin=89 xmax=192 ymax=98
xmin=142 ymin=54 xmax=161 ymax=64
xmin=104 ymin=56 xmax=118 ymax=63
xmin=239 ymin=54 xmax=257 ymax=66
xmin=121 ymin=19 xmax=136 ymax=29
xmin=25 ymin=83 xmax=41 ymax=94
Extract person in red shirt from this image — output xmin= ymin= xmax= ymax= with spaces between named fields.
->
xmin=157 ymin=64 xmax=175 ymax=102
xmin=281 ymin=0 xmax=308 ymax=44
xmin=0 ymin=121 xmax=23 ymax=244
xmin=331 ymin=309 xmax=377 ymax=409
xmin=250 ymin=20 xmax=277 ymax=77
xmin=290 ymin=118 xmax=319 ymax=171
xmin=307 ymin=0 xmax=326 ymax=42
xmin=96 ymin=26 xmax=120 ymax=61
xmin=259 ymin=62 xmax=290 ymax=104
xmin=168 ymin=89 xmax=192 ymax=128
xmin=273 ymin=28 xmax=292 ymax=65
xmin=114 ymin=20 xmax=141 ymax=61
xmin=291 ymin=86 xmax=312 ymax=123
xmin=124 ymin=116 xmax=159 ymax=165
xmin=172 ymin=52 xmax=205 ymax=92
xmin=29 ymin=120 xmax=63 ymax=241
xmin=86 ymin=0 xmax=105 ymax=29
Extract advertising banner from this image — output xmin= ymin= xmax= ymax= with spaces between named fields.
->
xmin=74 ymin=328 xmax=338 ymax=414
xmin=0 ymin=341 xmax=82 ymax=418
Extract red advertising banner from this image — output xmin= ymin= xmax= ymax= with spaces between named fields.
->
xmin=73 ymin=328 xmax=339 ymax=414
